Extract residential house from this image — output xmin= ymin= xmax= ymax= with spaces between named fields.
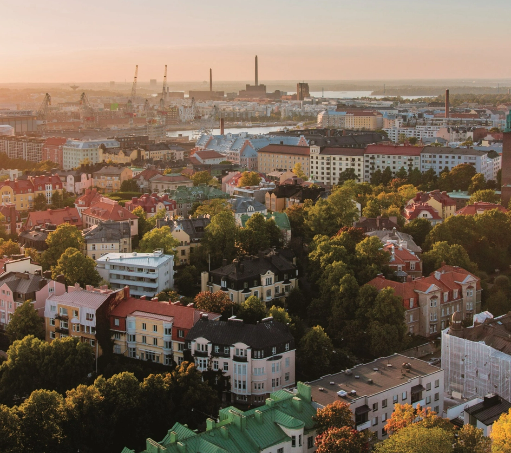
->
xmin=125 ymin=193 xmax=177 ymax=218
xmin=368 ymin=264 xmax=481 ymax=337
xmin=55 ymin=170 xmax=93 ymax=195
xmin=354 ymin=216 xmax=399 ymax=233
xmin=455 ymin=202 xmax=507 ymax=216
xmin=193 ymin=150 xmax=225 ymax=165
xmin=410 ymin=190 xmax=457 ymax=220
xmin=0 ymin=204 xmax=22 ymax=235
xmin=148 ymin=174 xmax=193 ymax=193
xmin=120 ymin=382 xmax=317 ymax=453
xmin=309 ymin=354 xmax=444 ymax=441
xmin=109 ymin=297 xmax=220 ymax=366
xmin=201 ymin=249 xmax=298 ymax=304
xmin=74 ymin=188 xmax=102 ymax=217
xmin=96 ymin=250 xmax=174 ymax=298
xmin=99 ymin=147 xmax=139 ymax=165
xmin=156 ymin=216 xmax=211 ymax=265
xmin=186 ymin=317 xmax=296 ymax=405
xmin=403 ymin=202 xmax=443 ymax=226
xmin=265 ymin=183 xmax=325 ymax=212
xmin=167 ymin=185 xmax=230 ymax=217
xmin=240 ymin=211 xmax=292 ymax=245
xmin=363 ymin=144 xmax=423 ymax=183
xmin=92 ymin=166 xmax=133 ymax=193
xmin=19 ymin=224 xmax=56 ymax=251
xmin=231 ymin=197 xmax=267 ymax=224
xmin=133 ymin=169 xmax=162 ymax=191
xmin=81 ymin=197 xmax=138 ymax=237
xmin=0 ymin=179 xmax=35 ymax=211
xmin=257 ymin=144 xmax=310 ymax=176
xmin=82 ymin=220 xmax=132 ymax=260
xmin=463 ymin=394 xmax=511 ymax=436
xmin=366 ymin=229 xmax=422 ymax=257
xmin=384 ymin=242 xmax=422 ymax=279
xmin=62 ymin=139 xmax=120 ymax=170
xmin=30 ymin=174 xmax=63 ymax=204
xmin=0 ymin=256 xmax=42 ymax=276
xmin=23 ymin=207 xmax=83 ymax=231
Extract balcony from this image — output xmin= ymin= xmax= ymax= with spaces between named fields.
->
xmin=193 ymin=350 xmax=209 ymax=358
xmin=55 ymin=314 xmax=69 ymax=321
xmin=413 ymin=399 xmax=426 ymax=409
xmin=356 ymin=420 xmax=371 ymax=431
xmin=55 ymin=327 xmax=69 ymax=334
xmin=233 ymin=355 xmax=248 ymax=362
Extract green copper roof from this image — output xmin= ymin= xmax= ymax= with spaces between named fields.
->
xmin=167 ymin=184 xmax=229 ymax=203
xmin=126 ymin=383 xmax=317 ymax=453
xmin=240 ymin=212 xmax=291 ymax=230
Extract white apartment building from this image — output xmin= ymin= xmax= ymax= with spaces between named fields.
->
xmin=62 ymin=139 xmax=119 ymax=170
xmin=96 ymin=250 xmax=174 ymax=297
xmin=363 ymin=144 xmax=422 ymax=183
xmin=310 ymin=145 xmax=365 ymax=186
xmin=186 ymin=316 xmax=296 ymax=406
xmin=384 ymin=125 xmax=442 ymax=143
xmin=317 ymin=110 xmax=346 ymax=128
xmin=309 ymin=354 xmax=444 ymax=440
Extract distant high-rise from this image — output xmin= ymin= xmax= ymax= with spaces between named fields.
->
xmin=501 ymin=112 xmax=511 ymax=207
xmin=445 ymin=89 xmax=450 ymax=119
xmin=297 ymin=83 xmax=310 ymax=101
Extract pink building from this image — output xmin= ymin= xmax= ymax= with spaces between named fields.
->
xmin=42 ymin=137 xmax=67 ymax=167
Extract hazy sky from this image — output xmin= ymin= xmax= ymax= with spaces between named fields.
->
xmin=1 ymin=0 xmax=510 ymax=83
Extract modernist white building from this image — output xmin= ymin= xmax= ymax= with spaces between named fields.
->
xmin=62 ymin=139 xmax=119 ymax=170
xmin=96 ymin=250 xmax=174 ymax=297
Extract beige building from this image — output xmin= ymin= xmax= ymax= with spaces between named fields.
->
xmin=344 ymin=111 xmax=383 ymax=130
xmin=82 ymin=220 xmax=132 ymax=260
xmin=99 ymin=147 xmax=139 ymax=165
xmin=257 ymin=144 xmax=310 ymax=176
xmin=149 ymin=174 xmax=193 ymax=192
xmin=310 ymin=146 xmax=365 ymax=186
xmin=93 ymin=166 xmax=133 ymax=193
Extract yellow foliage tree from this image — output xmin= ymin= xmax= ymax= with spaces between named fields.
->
xmin=491 ymin=408 xmax=511 ymax=452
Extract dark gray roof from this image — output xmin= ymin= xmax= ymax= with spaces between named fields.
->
xmin=0 ymin=272 xmax=44 ymax=295
xmin=186 ymin=318 xmax=294 ymax=349
xmin=82 ymin=220 xmax=131 ymax=242
xmin=465 ymin=394 xmax=511 ymax=426
xmin=156 ymin=216 xmax=211 ymax=242
xmin=230 ymin=197 xmax=266 ymax=214
xmin=211 ymin=251 xmax=296 ymax=281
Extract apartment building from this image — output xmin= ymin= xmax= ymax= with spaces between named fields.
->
xmin=368 ymin=264 xmax=481 ymax=337
xmin=125 ymin=193 xmax=177 ymax=218
xmin=44 ymin=285 xmax=129 ymax=351
xmin=42 ymin=137 xmax=67 ymax=167
xmin=186 ymin=317 xmax=295 ymax=405
xmin=99 ymin=147 xmax=139 ymax=164
xmin=265 ymin=183 xmax=325 ymax=212
xmin=409 ymin=190 xmax=457 ymax=220
xmin=309 ymin=145 xmax=365 ymax=186
xmin=309 ymin=354 xmax=444 ymax=441
xmin=148 ymin=174 xmax=193 ymax=193
xmin=363 ymin=144 xmax=423 ymax=183
xmin=109 ymin=297 xmax=220 ymax=366
xmin=96 ymin=250 xmax=174 ymax=298
xmin=55 ymin=170 xmax=93 ymax=195
xmin=23 ymin=206 xmax=83 ymax=231
xmin=92 ymin=166 xmax=133 ymax=193
xmin=156 ymin=216 xmax=211 ymax=265
xmin=30 ymin=174 xmax=63 ymax=204
xmin=122 ymin=383 xmax=317 ymax=453
xmin=384 ymin=242 xmax=422 ymax=279
xmin=403 ymin=203 xmax=443 ymax=226
xmin=167 ymin=185 xmax=229 ymax=217
xmin=201 ymin=249 xmax=298 ymax=304
xmin=384 ymin=125 xmax=441 ymax=143
xmin=62 ymin=139 xmax=119 ymax=170
xmin=0 ymin=179 xmax=35 ymax=211
xmin=0 ymin=136 xmax=46 ymax=162
xmin=257 ymin=144 xmax=310 ymax=176
xmin=82 ymin=220 xmax=132 ymax=260
xmin=81 ymin=197 xmax=138 ymax=237
xmin=344 ymin=111 xmax=383 ymax=130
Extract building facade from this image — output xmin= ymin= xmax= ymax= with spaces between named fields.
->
xmin=82 ymin=220 xmax=132 ymax=260
xmin=62 ymin=139 xmax=120 ymax=170
xmin=257 ymin=144 xmax=310 ymax=176
xmin=309 ymin=145 xmax=365 ymax=186
xmin=92 ymin=166 xmax=133 ymax=193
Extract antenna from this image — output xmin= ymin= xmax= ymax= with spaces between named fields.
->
xmin=127 ymin=65 xmax=138 ymax=116
xmin=160 ymin=64 xmax=168 ymax=110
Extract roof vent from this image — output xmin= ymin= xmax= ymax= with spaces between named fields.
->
xmin=368 ymin=379 xmax=373 ymax=384
xmin=354 ymin=375 xmax=360 ymax=379
xmin=373 ymin=368 xmax=379 ymax=372
xmin=329 ymin=381 xmax=335 ymax=385
xmin=345 ymin=369 xmax=352 ymax=375
xmin=319 ymin=387 xmax=325 ymax=392
xmin=350 ymin=390 xmax=357 ymax=396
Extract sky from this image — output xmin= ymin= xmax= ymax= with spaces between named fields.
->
xmin=1 ymin=0 xmax=510 ymax=83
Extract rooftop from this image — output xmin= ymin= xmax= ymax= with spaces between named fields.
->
xmin=47 ymin=286 xmax=120 ymax=310
xmin=257 ymin=144 xmax=310 ymax=156
xmin=96 ymin=250 xmax=172 ymax=266
xmin=309 ymin=354 xmax=441 ymax=407
xmin=465 ymin=394 xmax=511 ymax=426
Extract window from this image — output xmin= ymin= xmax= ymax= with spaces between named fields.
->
xmin=164 ymin=327 xmax=172 ymax=336
xmin=434 ymin=393 xmax=439 ymax=401
xmin=382 ymin=399 xmax=387 ymax=408
xmin=153 ymin=325 xmax=158 ymax=332
xmin=50 ymin=318 xmax=55 ymax=326
xmin=128 ymin=334 xmax=135 ymax=342
xmin=265 ymin=277 xmax=272 ymax=285
xmin=272 ymin=346 xmax=276 ymax=355
xmin=285 ymin=372 xmax=290 ymax=382
xmin=299 ymin=434 xmax=302 ymax=447
xmin=426 ymin=395 xmax=431 ymax=404
xmin=153 ymin=338 xmax=158 ymax=346
xmin=178 ymin=330 xmax=184 ymax=338
xmin=372 ymin=416 xmax=378 ymax=426
xmin=402 ymin=391 xmax=407 ymax=401
xmin=426 ymin=382 xmax=431 ymax=391
xmin=142 ymin=336 xmax=147 ymax=344
xmin=435 ymin=379 xmax=439 ymax=388
xmin=73 ymin=310 xmax=79 ymax=318
xmin=285 ymin=342 xmax=290 ymax=351
xmin=223 ymin=362 xmax=228 ymax=371
xmin=285 ymin=357 xmax=290 ymax=368
xmin=50 ymin=331 xmax=56 ymax=339
xmin=86 ymin=313 xmax=94 ymax=321
xmin=60 ymin=307 xmax=68 ymax=316
xmin=114 ymin=318 xmax=119 ymax=326
xmin=373 ymin=402 xmax=378 ymax=412
xmin=278 ymin=448 xmax=284 ymax=453
xmin=410 ymin=298 xmax=414 ymax=308
xmin=164 ymin=340 xmax=171 ymax=349
xmin=382 ymin=412 xmax=387 ymax=422
xmin=114 ymin=345 xmax=121 ymax=354
xmin=114 ymin=332 xmax=121 ymax=340
xmin=393 ymin=395 xmax=398 ymax=404
xmin=292 ymin=436 xmax=296 ymax=447
xmin=213 ymin=361 xmax=218 ymax=370
xmin=142 ymin=323 xmax=147 ymax=330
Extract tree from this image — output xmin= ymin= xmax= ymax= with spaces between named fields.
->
xmin=138 ymin=226 xmax=179 ymax=255
xmin=0 ymin=239 xmax=20 ymax=257
xmin=238 ymin=296 xmax=266 ymax=324
xmin=24 ymin=248 xmax=41 ymax=263
xmin=468 ymin=174 xmax=487 ymax=194
xmin=316 ymin=427 xmax=368 ymax=453
xmin=285 ymin=204 xmax=308 ymax=239
xmin=381 ymin=167 xmax=393 ymax=185
xmin=468 ymin=189 xmax=500 ymax=205
xmin=449 ymin=164 xmax=477 ymax=191
xmin=268 ymin=305 xmax=293 ymax=326
xmin=238 ymin=213 xmax=282 ymax=255
xmin=174 ymin=266 xmax=200 ymax=297
xmin=120 ymin=179 xmax=139 ymax=192
xmin=194 ymin=291 xmax=234 ymax=318
xmin=491 ymin=408 xmax=511 ymax=452
xmin=454 ymin=424 xmax=491 ymax=453
xmin=50 ymin=191 xmax=63 ymax=209
xmin=193 ymin=199 xmax=231 ymax=217
xmin=408 ymin=137 xmax=418 ymax=145
xmin=41 ymin=224 xmax=83 ymax=270
xmin=238 ymin=171 xmax=261 ymax=187
xmin=6 ymin=300 xmax=45 ymax=342
xmin=298 ymin=326 xmax=334 ymax=380
xmin=371 ymin=169 xmax=383 ymax=185
xmin=33 ymin=193 xmax=48 ymax=211
xmin=0 ymin=404 xmax=19 ymax=453
xmin=201 ymin=210 xmax=238 ymax=267
xmin=156 ymin=289 xmax=180 ymax=302
xmin=375 ymin=425 xmax=453 ymax=453
xmin=292 ymin=162 xmax=308 ymax=180
xmin=131 ymin=206 xmax=151 ymax=239
xmin=314 ymin=401 xmax=354 ymax=435
xmin=191 ymin=171 xmax=211 ymax=186
xmin=52 ymin=247 xmax=101 ymax=288
xmin=422 ymin=241 xmax=478 ymax=275
xmin=338 ymin=168 xmax=359 ymax=184
xmin=401 ymin=218 xmax=432 ymax=248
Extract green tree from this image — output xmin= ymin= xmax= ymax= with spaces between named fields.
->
xmin=0 ymin=239 xmax=20 ymax=257
xmin=132 ymin=206 xmax=151 ymax=239
xmin=375 ymin=425 xmax=452 ymax=453
xmin=239 ymin=295 xmax=267 ymax=324
xmin=338 ymin=168 xmax=359 ymax=184
xmin=454 ymin=424 xmax=491 ymax=453
xmin=41 ymin=224 xmax=83 ymax=270
xmin=408 ymin=137 xmax=418 ymax=145
xmin=191 ymin=171 xmax=211 ymax=186
xmin=194 ymin=291 xmax=235 ymax=318
xmin=381 ymin=167 xmax=393 ymax=185
xmin=285 ymin=204 xmax=308 ymax=239
xmin=238 ymin=171 xmax=262 ymax=187
xmin=52 ymin=247 xmax=101 ymax=287
xmin=402 ymin=218 xmax=432 ymax=248
xmin=120 ymin=179 xmax=139 ymax=192
xmin=50 ymin=191 xmax=63 ymax=209
xmin=0 ymin=404 xmax=19 ymax=453
xmin=486 ymin=290 xmax=511 ymax=317
xmin=193 ymin=199 xmax=231 ymax=217
xmin=314 ymin=401 xmax=354 ymax=435
xmin=468 ymin=173 xmax=487 ymax=194
xmin=201 ymin=210 xmax=238 ymax=267
xmin=292 ymin=162 xmax=308 ymax=180
xmin=33 ymin=193 xmax=48 ymax=211
xmin=316 ymin=427 xmax=368 ymax=453
xmin=24 ymin=247 xmax=41 ymax=263
xmin=468 ymin=189 xmax=500 ymax=205
xmin=371 ymin=169 xmax=383 ymax=185
xmin=138 ymin=226 xmax=179 ymax=255
xmin=491 ymin=408 xmax=511 ymax=452
xmin=238 ymin=213 xmax=282 ymax=255
xmin=449 ymin=164 xmax=477 ymax=191
xmin=156 ymin=288 xmax=180 ymax=302
xmin=422 ymin=241 xmax=478 ymax=275
xmin=174 ymin=265 xmax=200 ymax=297
xmin=298 ymin=326 xmax=334 ymax=380
xmin=6 ymin=300 xmax=45 ymax=342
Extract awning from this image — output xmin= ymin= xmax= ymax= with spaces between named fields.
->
xmin=411 ymin=384 xmax=424 ymax=393
xmin=355 ymin=405 xmax=371 ymax=415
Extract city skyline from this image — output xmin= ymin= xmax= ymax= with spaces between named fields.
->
xmin=1 ymin=0 xmax=510 ymax=83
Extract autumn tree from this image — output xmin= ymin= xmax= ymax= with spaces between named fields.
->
xmin=237 ymin=171 xmax=261 ymax=187
xmin=292 ymin=162 xmax=308 ymax=180
xmin=191 ymin=171 xmax=211 ymax=186
xmin=238 ymin=295 xmax=266 ymax=324
xmin=52 ymin=247 xmax=101 ymax=288
xmin=193 ymin=199 xmax=231 ymax=217
xmin=453 ymin=424 xmax=491 ymax=453
xmin=384 ymin=404 xmax=445 ymax=435
xmin=468 ymin=173 xmax=487 ymax=194
xmin=41 ymin=224 xmax=83 ymax=270
xmin=376 ymin=424 xmax=453 ymax=453
xmin=6 ymin=300 xmax=45 ymax=342
xmin=316 ymin=427 xmax=368 ymax=453
xmin=491 ymin=407 xmax=511 ymax=452
xmin=314 ymin=401 xmax=354 ymax=434
xmin=138 ymin=226 xmax=179 ymax=255
xmin=0 ymin=404 xmax=19 ymax=453
xmin=468 ymin=189 xmax=500 ymax=205
xmin=0 ymin=239 xmax=20 ymax=257
xmin=194 ymin=291 xmax=235 ymax=318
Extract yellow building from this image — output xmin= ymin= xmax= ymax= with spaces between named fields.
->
xmin=99 ymin=147 xmax=139 ymax=165
xmin=0 ymin=179 xmax=35 ymax=211
xmin=409 ymin=190 xmax=457 ymax=220
xmin=30 ymin=175 xmax=63 ymax=204
xmin=92 ymin=166 xmax=133 ymax=193
xmin=257 ymin=144 xmax=310 ymax=176
xmin=343 ymin=112 xmax=383 ymax=130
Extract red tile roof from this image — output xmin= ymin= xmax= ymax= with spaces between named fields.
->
xmin=365 ymin=144 xmax=424 ymax=156
xmin=30 ymin=174 xmax=62 ymax=190
xmin=195 ymin=150 xmax=225 ymax=160
xmin=0 ymin=179 xmax=34 ymax=194
xmin=455 ymin=202 xmax=507 ymax=216
xmin=75 ymin=188 xmax=102 ymax=207
xmin=24 ymin=207 xmax=82 ymax=230
xmin=257 ymin=144 xmax=310 ymax=156
xmin=404 ymin=203 xmax=442 ymax=220
xmin=43 ymin=137 xmax=67 ymax=147
xmin=83 ymin=198 xmax=137 ymax=221
xmin=133 ymin=169 xmax=162 ymax=181
xmin=125 ymin=193 xmax=176 ymax=214
xmin=412 ymin=190 xmax=457 ymax=207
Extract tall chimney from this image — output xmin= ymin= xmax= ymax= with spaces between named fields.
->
xmin=210 ymin=68 xmax=212 ymax=92
xmin=220 ymin=117 xmax=225 ymax=135
xmin=501 ymin=112 xmax=511 ymax=207
xmin=445 ymin=89 xmax=450 ymax=119
xmin=255 ymin=55 xmax=258 ymax=86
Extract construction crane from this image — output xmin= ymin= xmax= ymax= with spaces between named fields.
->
xmin=159 ymin=65 xmax=168 ymax=110
xmin=37 ymin=93 xmax=51 ymax=130
xmin=79 ymin=92 xmax=96 ymax=128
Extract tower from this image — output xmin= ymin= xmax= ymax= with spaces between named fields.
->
xmin=210 ymin=68 xmax=212 ymax=92
xmin=501 ymin=112 xmax=511 ymax=208
xmin=255 ymin=55 xmax=258 ymax=86
xmin=445 ymin=89 xmax=450 ymax=119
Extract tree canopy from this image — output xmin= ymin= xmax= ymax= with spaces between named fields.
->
xmin=138 ymin=226 xmax=179 ymax=255
xmin=237 ymin=171 xmax=261 ymax=187
xmin=191 ymin=171 xmax=211 ymax=186
xmin=5 ymin=301 xmax=45 ymax=342
xmin=52 ymin=247 xmax=101 ymax=288
xmin=41 ymin=224 xmax=83 ymax=270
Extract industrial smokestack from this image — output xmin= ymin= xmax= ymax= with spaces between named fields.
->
xmin=210 ymin=68 xmax=212 ymax=92
xmin=220 ymin=117 xmax=225 ymax=135
xmin=445 ymin=89 xmax=450 ymax=119
xmin=255 ymin=55 xmax=258 ymax=86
